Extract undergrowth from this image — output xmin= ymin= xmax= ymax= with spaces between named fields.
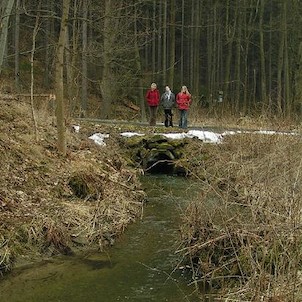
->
xmin=178 ymin=134 xmax=302 ymax=301
xmin=0 ymin=97 xmax=145 ymax=274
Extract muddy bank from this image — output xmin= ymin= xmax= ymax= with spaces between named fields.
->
xmin=0 ymin=98 xmax=145 ymax=274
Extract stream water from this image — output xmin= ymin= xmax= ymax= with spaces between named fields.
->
xmin=0 ymin=175 xmax=201 ymax=302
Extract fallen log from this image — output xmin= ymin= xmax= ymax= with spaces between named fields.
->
xmin=122 ymin=100 xmax=140 ymax=111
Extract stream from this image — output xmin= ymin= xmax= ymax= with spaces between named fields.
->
xmin=0 ymin=175 xmax=201 ymax=302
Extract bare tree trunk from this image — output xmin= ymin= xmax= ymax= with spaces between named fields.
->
xmin=65 ymin=23 xmax=72 ymax=116
xmin=277 ymin=2 xmax=285 ymax=115
xmin=55 ymin=0 xmax=70 ymax=156
xmin=207 ymin=6 xmax=214 ymax=106
xmin=168 ymin=0 xmax=176 ymax=89
xmin=0 ymin=0 xmax=15 ymax=73
xmin=144 ymin=9 xmax=150 ymax=70
xmin=100 ymin=0 xmax=118 ymax=119
xmin=134 ymin=2 xmax=146 ymax=122
xmin=243 ymin=0 xmax=254 ymax=115
xmin=152 ymin=0 xmax=156 ymax=77
xmin=259 ymin=0 xmax=267 ymax=110
xmin=68 ymin=0 xmax=80 ymax=115
xmin=235 ymin=0 xmax=242 ymax=112
xmin=81 ymin=0 xmax=88 ymax=116
xmin=193 ymin=0 xmax=201 ymax=98
xmin=162 ymin=0 xmax=167 ymax=85
xmin=283 ymin=1 xmax=291 ymax=117
xmin=189 ymin=0 xmax=194 ymax=90
xmin=14 ymin=0 xmax=20 ymax=92
xmin=157 ymin=0 xmax=162 ymax=76
xmin=267 ymin=0 xmax=273 ymax=114
xmin=43 ymin=1 xmax=52 ymax=89
xmin=30 ymin=1 xmax=41 ymax=142
xmin=295 ymin=41 xmax=302 ymax=116
xmin=223 ymin=0 xmax=236 ymax=103
xmin=180 ymin=0 xmax=184 ymax=85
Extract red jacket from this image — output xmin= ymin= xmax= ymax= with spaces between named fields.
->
xmin=176 ymin=92 xmax=191 ymax=110
xmin=146 ymin=89 xmax=160 ymax=107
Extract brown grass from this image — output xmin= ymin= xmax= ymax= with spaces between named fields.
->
xmin=178 ymin=133 xmax=302 ymax=301
xmin=0 ymin=97 xmax=145 ymax=274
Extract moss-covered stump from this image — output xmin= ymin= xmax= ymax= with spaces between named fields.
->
xmin=122 ymin=135 xmax=190 ymax=175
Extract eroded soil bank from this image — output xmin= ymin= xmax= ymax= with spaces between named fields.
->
xmin=0 ymin=97 xmax=145 ymax=274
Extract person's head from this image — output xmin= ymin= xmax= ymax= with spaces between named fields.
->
xmin=151 ymin=83 xmax=157 ymax=90
xmin=165 ymin=85 xmax=171 ymax=92
xmin=181 ymin=85 xmax=188 ymax=93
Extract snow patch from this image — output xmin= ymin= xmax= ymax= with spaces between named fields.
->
xmin=89 ymin=133 xmax=109 ymax=146
xmin=187 ymin=130 xmax=222 ymax=143
xmin=72 ymin=125 xmax=80 ymax=133
xmin=120 ymin=132 xmax=145 ymax=138
xmin=89 ymin=128 xmax=298 ymax=147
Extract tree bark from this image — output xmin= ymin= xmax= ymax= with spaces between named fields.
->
xmin=223 ymin=0 xmax=236 ymax=103
xmin=235 ymin=0 xmax=242 ymax=112
xmin=81 ymin=0 xmax=88 ymax=116
xmin=193 ymin=0 xmax=201 ymax=98
xmin=168 ymin=0 xmax=176 ymax=89
xmin=162 ymin=0 xmax=167 ymax=85
xmin=30 ymin=1 xmax=41 ymax=142
xmin=189 ymin=0 xmax=194 ymax=90
xmin=14 ymin=0 xmax=20 ymax=92
xmin=134 ymin=2 xmax=146 ymax=122
xmin=0 ymin=0 xmax=15 ymax=73
xmin=100 ymin=0 xmax=117 ymax=119
xmin=180 ymin=0 xmax=185 ymax=85
xmin=152 ymin=0 xmax=156 ymax=78
xmin=55 ymin=0 xmax=70 ymax=156
xmin=277 ymin=1 xmax=285 ymax=115
xmin=283 ymin=1 xmax=291 ymax=117
xmin=295 ymin=42 xmax=302 ymax=117
xmin=259 ymin=0 xmax=267 ymax=109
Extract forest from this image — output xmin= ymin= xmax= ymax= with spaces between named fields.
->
xmin=1 ymin=0 xmax=302 ymax=121
xmin=2 ymin=1 xmax=302 ymax=301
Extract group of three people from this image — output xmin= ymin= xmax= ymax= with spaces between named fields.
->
xmin=145 ymin=83 xmax=191 ymax=129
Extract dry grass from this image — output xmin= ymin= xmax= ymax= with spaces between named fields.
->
xmin=0 ymin=97 xmax=145 ymax=274
xmin=178 ymin=133 xmax=302 ymax=301
xmin=188 ymin=100 xmax=301 ymax=132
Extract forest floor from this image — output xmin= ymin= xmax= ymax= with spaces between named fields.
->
xmin=0 ymin=96 xmax=146 ymax=274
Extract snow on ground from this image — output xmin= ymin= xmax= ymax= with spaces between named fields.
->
xmin=87 ymin=128 xmax=299 ymax=147
xmin=186 ymin=130 xmax=222 ymax=143
xmin=72 ymin=125 xmax=80 ymax=133
xmin=120 ymin=130 xmax=222 ymax=143
xmin=89 ymin=133 xmax=110 ymax=146
xmin=120 ymin=132 xmax=145 ymax=138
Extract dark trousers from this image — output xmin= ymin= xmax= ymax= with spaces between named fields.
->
xmin=149 ymin=106 xmax=158 ymax=126
xmin=164 ymin=109 xmax=173 ymax=127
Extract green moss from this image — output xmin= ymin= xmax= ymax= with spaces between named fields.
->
xmin=125 ymin=136 xmax=145 ymax=148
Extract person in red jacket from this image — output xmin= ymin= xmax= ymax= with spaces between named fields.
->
xmin=176 ymin=86 xmax=192 ymax=129
xmin=145 ymin=82 xmax=160 ymax=126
